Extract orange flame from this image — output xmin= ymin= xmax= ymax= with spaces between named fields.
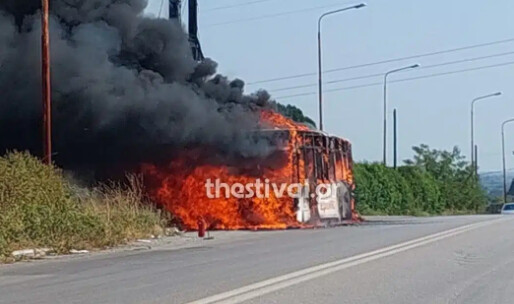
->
xmin=142 ymin=110 xmax=309 ymax=230
xmin=260 ymin=110 xmax=310 ymax=131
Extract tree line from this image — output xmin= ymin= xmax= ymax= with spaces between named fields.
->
xmin=354 ymin=145 xmax=487 ymax=216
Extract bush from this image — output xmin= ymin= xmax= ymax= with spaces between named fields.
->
xmin=398 ymin=166 xmax=443 ymax=214
xmin=354 ymin=163 xmax=414 ymax=215
xmin=354 ymin=145 xmax=487 ymax=216
xmin=0 ymin=152 xmax=103 ymax=256
xmin=0 ymin=152 xmax=164 ymax=260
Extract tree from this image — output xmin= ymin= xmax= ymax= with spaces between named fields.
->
xmin=404 ymin=145 xmax=486 ymax=213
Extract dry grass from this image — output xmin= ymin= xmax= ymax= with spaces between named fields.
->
xmin=78 ymin=175 xmax=165 ymax=247
xmin=0 ymin=152 xmax=166 ymax=261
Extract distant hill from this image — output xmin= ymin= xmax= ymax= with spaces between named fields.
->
xmin=479 ymin=169 xmax=514 ymax=197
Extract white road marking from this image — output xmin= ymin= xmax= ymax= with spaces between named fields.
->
xmin=185 ymin=218 xmax=504 ymax=304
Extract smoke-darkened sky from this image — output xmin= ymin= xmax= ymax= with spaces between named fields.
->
xmin=146 ymin=0 xmax=514 ymax=172
xmin=0 ymin=0 xmax=277 ymax=166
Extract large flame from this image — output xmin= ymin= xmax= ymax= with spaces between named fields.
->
xmin=142 ymin=110 xmax=308 ymax=230
xmin=260 ymin=110 xmax=311 ymax=131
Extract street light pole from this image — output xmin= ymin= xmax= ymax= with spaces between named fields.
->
xmin=317 ymin=3 xmax=365 ymax=131
xmin=501 ymin=118 xmax=514 ymax=204
xmin=41 ymin=0 xmax=52 ymax=165
xmin=470 ymin=92 xmax=502 ymax=172
xmin=382 ymin=64 xmax=419 ymax=166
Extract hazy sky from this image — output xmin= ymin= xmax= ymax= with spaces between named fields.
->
xmin=145 ymin=0 xmax=514 ymax=173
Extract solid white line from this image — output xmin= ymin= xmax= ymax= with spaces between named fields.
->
xmin=185 ymin=218 xmax=503 ymax=304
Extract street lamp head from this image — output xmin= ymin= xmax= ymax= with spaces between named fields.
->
xmin=472 ymin=91 xmax=503 ymax=104
xmin=386 ymin=64 xmax=420 ymax=76
xmin=318 ymin=3 xmax=367 ymax=28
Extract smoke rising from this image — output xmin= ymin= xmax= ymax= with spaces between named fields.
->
xmin=0 ymin=0 xmax=276 ymax=170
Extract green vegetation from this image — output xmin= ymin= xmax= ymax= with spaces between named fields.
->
xmin=355 ymin=145 xmax=487 ymax=216
xmin=0 ymin=152 xmax=165 ymax=261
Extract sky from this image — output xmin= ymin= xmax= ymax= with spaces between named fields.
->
xmin=145 ymin=0 xmax=514 ymax=173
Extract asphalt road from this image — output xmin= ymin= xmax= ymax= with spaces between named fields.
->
xmin=1 ymin=215 xmax=513 ymax=304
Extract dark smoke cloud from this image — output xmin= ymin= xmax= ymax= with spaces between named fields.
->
xmin=0 ymin=0 xmax=275 ymax=169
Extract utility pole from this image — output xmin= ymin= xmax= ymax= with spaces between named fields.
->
xmin=169 ymin=0 xmax=181 ymax=19
xmin=170 ymin=0 xmax=203 ymax=61
xmin=189 ymin=0 xmax=204 ymax=61
xmin=383 ymin=64 xmax=419 ymax=166
xmin=393 ymin=109 xmax=398 ymax=169
xmin=41 ymin=0 xmax=52 ymax=165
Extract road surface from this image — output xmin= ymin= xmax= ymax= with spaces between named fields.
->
xmin=1 ymin=215 xmax=513 ymax=304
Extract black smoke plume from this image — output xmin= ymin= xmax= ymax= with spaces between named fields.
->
xmin=0 ymin=0 xmax=276 ymax=174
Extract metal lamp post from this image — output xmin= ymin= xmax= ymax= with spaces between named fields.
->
xmin=470 ymin=92 xmax=502 ymax=173
xmin=501 ymin=118 xmax=514 ymax=204
xmin=382 ymin=64 xmax=419 ymax=166
xmin=317 ymin=3 xmax=366 ymax=131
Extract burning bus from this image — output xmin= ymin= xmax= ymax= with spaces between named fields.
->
xmin=0 ymin=1 xmax=356 ymax=232
xmin=142 ymin=110 xmax=356 ymax=230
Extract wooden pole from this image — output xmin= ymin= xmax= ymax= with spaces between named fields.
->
xmin=41 ymin=0 xmax=52 ymax=164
